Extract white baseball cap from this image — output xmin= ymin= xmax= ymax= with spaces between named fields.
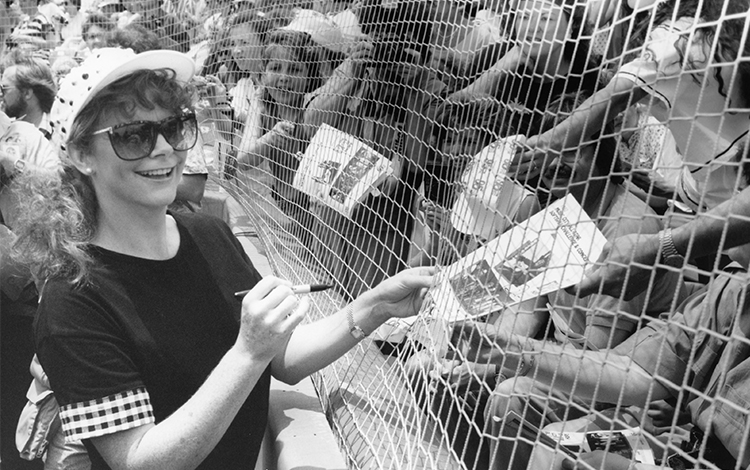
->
xmin=280 ymin=9 xmax=348 ymax=54
xmin=49 ymin=47 xmax=196 ymax=155
xmin=451 ymin=136 xmax=527 ymax=239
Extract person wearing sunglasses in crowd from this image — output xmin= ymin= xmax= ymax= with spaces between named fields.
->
xmin=9 ymin=47 xmax=434 ymax=470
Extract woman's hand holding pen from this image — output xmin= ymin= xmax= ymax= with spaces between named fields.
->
xmin=235 ymin=276 xmax=309 ymax=363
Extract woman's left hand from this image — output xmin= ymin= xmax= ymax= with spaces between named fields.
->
xmin=372 ymin=267 xmax=435 ymax=319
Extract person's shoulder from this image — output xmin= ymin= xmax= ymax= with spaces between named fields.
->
xmin=2 ymin=121 xmax=44 ymax=141
xmin=36 ymin=275 xmax=113 ymax=335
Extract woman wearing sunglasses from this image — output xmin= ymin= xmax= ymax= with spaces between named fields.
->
xmin=11 ymin=47 xmax=434 ymax=470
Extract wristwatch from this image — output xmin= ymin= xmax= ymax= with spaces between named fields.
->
xmin=658 ymin=228 xmax=684 ymax=268
xmin=346 ymin=305 xmax=367 ymax=341
xmin=13 ymin=158 xmax=26 ymax=177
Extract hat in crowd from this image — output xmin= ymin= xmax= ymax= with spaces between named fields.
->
xmin=451 ymin=136 xmax=526 ymax=240
xmin=97 ymin=0 xmax=124 ymax=11
xmin=49 ymin=47 xmax=195 ymax=155
xmin=280 ymin=9 xmax=348 ymax=54
xmin=330 ymin=9 xmax=364 ymax=45
xmin=9 ymin=14 xmax=55 ymax=42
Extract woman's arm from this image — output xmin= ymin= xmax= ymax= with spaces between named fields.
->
xmin=90 ymin=277 xmax=307 ymax=470
xmin=92 ymin=348 xmax=271 ymax=470
xmin=272 ymin=267 xmax=434 ymax=385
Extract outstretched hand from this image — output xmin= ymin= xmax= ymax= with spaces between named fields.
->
xmin=259 ymin=121 xmax=297 ymax=151
xmin=422 ymin=200 xmax=449 ymax=231
xmin=450 ymin=320 xmax=522 ymax=367
xmin=510 ymin=132 xmax=558 ymax=181
xmin=374 ymin=267 xmax=436 ymax=319
xmin=570 ymin=233 xmax=660 ymax=300
xmin=345 ymin=40 xmax=374 ymax=79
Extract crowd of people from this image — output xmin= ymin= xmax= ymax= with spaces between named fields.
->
xmin=1 ymin=0 xmax=750 ymax=469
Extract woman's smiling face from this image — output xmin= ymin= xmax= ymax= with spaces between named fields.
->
xmin=85 ymin=106 xmax=187 ymax=214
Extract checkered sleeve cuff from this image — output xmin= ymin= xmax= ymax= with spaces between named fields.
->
xmin=60 ymin=387 xmax=155 ymax=442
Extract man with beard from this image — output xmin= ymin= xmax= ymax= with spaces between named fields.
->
xmin=304 ymin=0 xmax=446 ymax=300
xmin=1 ymin=55 xmax=56 ymax=136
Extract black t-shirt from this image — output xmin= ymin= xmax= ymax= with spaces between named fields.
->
xmin=35 ymin=213 xmax=269 ymax=469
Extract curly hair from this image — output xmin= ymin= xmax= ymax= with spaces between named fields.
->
xmin=11 ymin=69 xmax=195 ymax=285
xmin=697 ymin=0 xmax=750 ymax=107
xmin=631 ymin=0 xmax=750 ymax=107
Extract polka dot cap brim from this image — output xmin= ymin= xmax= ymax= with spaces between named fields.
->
xmin=49 ymin=47 xmax=196 ymax=157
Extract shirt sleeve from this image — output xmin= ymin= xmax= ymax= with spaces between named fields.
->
xmin=35 ymin=282 xmax=156 ymax=442
xmin=59 ymin=388 xmax=154 ymax=442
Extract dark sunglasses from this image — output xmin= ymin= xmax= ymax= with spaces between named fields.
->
xmin=92 ymin=112 xmax=198 ymax=161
